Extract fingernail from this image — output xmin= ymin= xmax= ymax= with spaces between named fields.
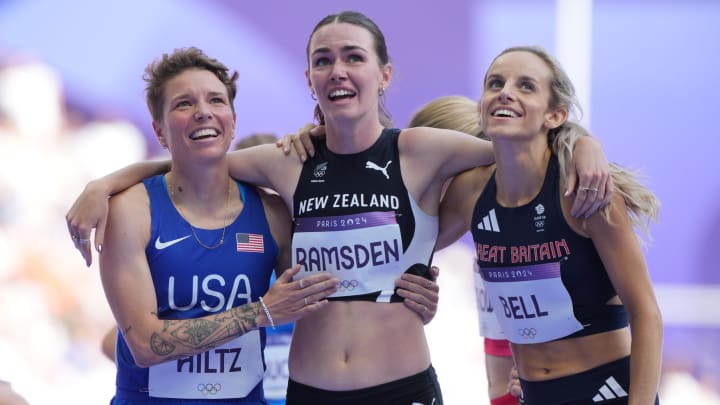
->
xmin=301 ymin=155 xmax=306 ymax=162
xmin=564 ymin=189 xmax=571 ymax=197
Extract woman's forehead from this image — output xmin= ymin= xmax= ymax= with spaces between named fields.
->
xmin=310 ymin=22 xmax=374 ymax=52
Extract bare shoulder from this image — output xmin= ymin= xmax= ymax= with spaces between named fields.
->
xmin=467 ymin=164 xmax=495 ymax=185
xmin=110 ymin=182 xmax=149 ymax=210
xmin=399 ymin=127 xmax=457 ymax=148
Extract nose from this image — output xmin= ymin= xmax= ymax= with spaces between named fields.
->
xmin=498 ymin=89 xmax=513 ymax=103
xmin=194 ymin=102 xmax=212 ymax=120
xmin=330 ymin=63 xmax=347 ymax=82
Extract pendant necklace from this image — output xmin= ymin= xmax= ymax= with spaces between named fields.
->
xmin=167 ymin=173 xmax=231 ymax=250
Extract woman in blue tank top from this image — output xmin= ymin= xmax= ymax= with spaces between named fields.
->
xmin=94 ymin=47 xmax=339 ymax=404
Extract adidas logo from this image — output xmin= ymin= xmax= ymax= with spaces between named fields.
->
xmin=592 ymin=376 xmax=628 ymax=402
xmin=476 ymin=209 xmax=500 ymax=232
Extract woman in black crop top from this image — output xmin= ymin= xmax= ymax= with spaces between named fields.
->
xmin=438 ymin=46 xmax=662 ymax=404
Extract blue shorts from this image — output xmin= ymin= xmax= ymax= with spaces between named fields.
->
xmin=519 ymin=356 xmax=659 ymax=404
xmin=285 ymin=365 xmax=442 ymax=405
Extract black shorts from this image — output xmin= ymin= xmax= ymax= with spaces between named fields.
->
xmin=519 ymin=356 xmax=659 ymax=404
xmin=285 ymin=365 xmax=443 ymax=405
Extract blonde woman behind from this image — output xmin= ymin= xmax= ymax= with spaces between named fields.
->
xmin=409 ymin=95 xmax=518 ymax=405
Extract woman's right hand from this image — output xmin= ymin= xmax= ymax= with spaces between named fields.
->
xmin=66 ymin=179 xmax=111 ymax=267
xmin=258 ymin=265 xmax=339 ymax=327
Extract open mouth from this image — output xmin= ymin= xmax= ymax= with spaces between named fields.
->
xmin=491 ymin=108 xmax=520 ymax=118
xmin=328 ymin=89 xmax=356 ymax=101
xmin=189 ymin=128 xmax=220 ymax=140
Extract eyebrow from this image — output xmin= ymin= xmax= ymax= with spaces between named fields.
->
xmin=168 ymin=90 xmax=227 ymax=103
xmin=311 ymin=45 xmax=368 ymax=56
xmin=485 ymin=74 xmax=539 ymax=84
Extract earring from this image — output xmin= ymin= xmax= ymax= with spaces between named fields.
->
xmin=310 ymin=91 xmax=317 ymax=101
xmin=379 ymin=86 xmax=386 ymax=96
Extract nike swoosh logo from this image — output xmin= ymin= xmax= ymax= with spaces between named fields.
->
xmin=155 ymin=235 xmax=191 ymax=250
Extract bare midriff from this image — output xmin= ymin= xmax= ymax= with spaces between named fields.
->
xmin=513 ymin=327 xmax=631 ymax=381
xmin=288 ymin=300 xmax=430 ymax=390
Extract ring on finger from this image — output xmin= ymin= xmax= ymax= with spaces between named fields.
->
xmin=71 ymin=234 xmax=79 ymax=241
xmin=579 ymin=186 xmax=599 ymax=193
xmin=78 ymin=239 xmax=90 ymax=244
xmin=299 ymin=279 xmax=304 ymax=289
xmin=426 ymin=280 xmax=433 ymax=289
xmin=304 ymin=297 xmax=309 ymax=306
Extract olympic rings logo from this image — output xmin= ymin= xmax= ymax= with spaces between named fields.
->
xmin=518 ymin=328 xmax=537 ymax=339
xmin=197 ymin=383 xmax=222 ymax=395
xmin=338 ymin=280 xmax=359 ymax=291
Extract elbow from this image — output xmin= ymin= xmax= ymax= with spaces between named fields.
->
xmin=628 ymin=305 xmax=664 ymax=336
xmin=123 ymin=333 xmax=164 ymax=368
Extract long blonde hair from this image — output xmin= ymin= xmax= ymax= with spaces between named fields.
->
xmin=409 ymin=95 xmax=486 ymax=140
xmin=492 ymin=46 xmax=660 ymax=240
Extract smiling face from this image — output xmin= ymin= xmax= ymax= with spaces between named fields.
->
xmin=479 ymin=50 xmax=567 ymax=142
xmin=153 ymin=68 xmax=236 ymax=162
xmin=305 ymin=22 xmax=391 ymax=125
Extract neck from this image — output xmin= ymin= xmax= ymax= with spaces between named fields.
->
xmin=166 ymin=162 xmax=232 ymax=213
xmin=323 ymin=115 xmax=385 ymax=154
xmin=493 ymin=136 xmax=551 ymax=207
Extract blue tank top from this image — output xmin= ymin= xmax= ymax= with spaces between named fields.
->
xmin=113 ymin=175 xmax=278 ymax=404
xmin=291 ymin=128 xmax=438 ymax=302
xmin=471 ymin=155 xmax=627 ymax=342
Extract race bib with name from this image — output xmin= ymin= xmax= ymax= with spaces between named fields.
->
xmin=292 ymin=211 xmax=402 ymax=299
xmin=148 ymin=330 xmax=263 ymax=399
xmin=481 ymin=262 xmax=583 ymax=343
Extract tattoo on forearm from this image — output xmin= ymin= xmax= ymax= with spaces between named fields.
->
xmin=164 ymin=319 xmax=221 ymax=346
xmin=147 ymin=301 xmax=261 ymax=359
xmin=150 ymin=332 xmax=176 ymax=356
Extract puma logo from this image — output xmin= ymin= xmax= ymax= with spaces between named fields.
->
xmin=365 ymin=160 xmax=392 ymax=179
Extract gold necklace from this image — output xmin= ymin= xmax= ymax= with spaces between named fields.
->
xmin=167 ymin=173 xmax=231 ymax=250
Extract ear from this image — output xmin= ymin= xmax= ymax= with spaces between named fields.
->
xmin=152 ymin=121 xmax=168 ymax=149
xmin=380 ymin=62 xmax=392 ymax=91
xmin=544 ymin=106 xmax=568 ymax=130
xmin=305 ymin=70 xmax=313 ymax=92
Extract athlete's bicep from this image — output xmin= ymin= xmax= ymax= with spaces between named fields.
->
xmin=99 ymin=186 xmax=158 ymax=357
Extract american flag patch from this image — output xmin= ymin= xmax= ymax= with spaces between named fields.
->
xmin=236 ymin=233 xmax=264 ymax=253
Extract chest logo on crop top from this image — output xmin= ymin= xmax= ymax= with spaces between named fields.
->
xmin=476 ymin=209 xmax=501 ymax=232
xmin=533 ymin=203 xmax=546 ymax=232
xmin=365 ymin=160 xmax=392 ymax=180
xmin=313 ymin=162 xmax=328 ymax=178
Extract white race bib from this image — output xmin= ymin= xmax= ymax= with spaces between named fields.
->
xmin=148 ymin=330 xmax=264 ymax=399
xmin=473 ymin=260 xmax=505 ymax=339
xmin=292 ymin=211 xmax=402 ymax=299
xmin=262 ymin=330 xmax=291 ymax=400
xmin=481 ymin=262 xmax=583 ymax=343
